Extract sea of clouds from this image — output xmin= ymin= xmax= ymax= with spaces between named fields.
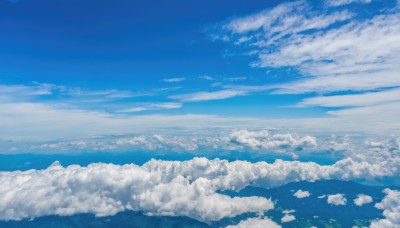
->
xmin=1 ymin=157 xmax=399 ymax=227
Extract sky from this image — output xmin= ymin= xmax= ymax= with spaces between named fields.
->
xmin=1 ymin=1 xmax=400 ymax=227
xmin=0 ymin=0 xmax=400 ymax=155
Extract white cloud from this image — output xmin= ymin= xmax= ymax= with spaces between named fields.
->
xmin=281 ymin=214 xmax=296 ymax=223
xmin=169 ymin=83 xmax=271 ymax=102
xmin=293 ymin=189 xmax=311 ymax=198
xmin=297 ymin=88 xmax=400 ymax=108
xmin=0 ymin=84 xmax=53 ymax=102
xmin=0 ymin=102 xmax=260 ymax=140
xmin=117 ymin=102 xmax=183 ymax=113
xmin=226 ymin=217 xmax=281 ymax=228
xmin=225 ymin=77 xmax=247 ymax=81
xmin=215 ymin=1 xmax=400 ymax=132
xmin=353 ymin=194 xmax=373 ymax=206
xmin=152 ymin=102 xmax=182 ymax=109
xmin=325 ymin=0 xmax=372 ymax=7
xmin=0 ymin=83 xmax=149 ymax=109
xmin=283 ymin=209 xmax=295 ymax=214
xmin=199 ymin=75 xmax=215 ymax=81
xmin=117 ymin=107 xmax=149 ymax=113
xmin=23 ymin=129 xmax=320 ymax=155
xmin=163 ymin=77 xmax=185 ymax=82
xmin=327 ymin=194 xmax=347 ymax=205
xmin=228 ymin=129 xmax=317 ymax=151
xmin=169 ymin=89 xmax=248 ymax=102
xmin=0 ymin=158 xmax=276 ymax=222
xmin=65 ymin=88 xmax=142 ymax=99
xmin=261 ymin=13 xmax=400 ymax=94
xmin=1 ymin=156 xmax=400 ymax=221
xmin=281 ymin=209 xmax=296 ymax=223
xmin=370 ymin=189 xmax=400 ymax=228
xmin=224 ymin=0 xmax=351 ymax=37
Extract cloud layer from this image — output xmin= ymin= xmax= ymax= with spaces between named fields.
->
xmin=1 ymin=156 xmax=399 ymax=222
xmin=0 ymin=159 xmax=274 ymax=222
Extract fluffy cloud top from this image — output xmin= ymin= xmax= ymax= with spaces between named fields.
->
xmin=226 ymin=217 xmax=281 ymax=228
xmin=23 ymin=129 xmax=320 ymax=155
xmin=370 ymin=189 xmax=400 ymax=228
xmin=353 ymin=194 xmax=373 ymax=206
xmin=281 ymin=209 xmax=296 ymax=223
xmin=327 ymin=194 xmax=347 ymax=205
xmin=1 ymin=156 xmax=400 ymax=222
xmin=0 ymin=159 xmax=274 ymax=222
xmin=281 ymin=214 xmax=296 ymax=223
xmin=293 ymin=189 xmax=311 ymax=198
xmin=227 ymin=129 xmax=317 ymax=151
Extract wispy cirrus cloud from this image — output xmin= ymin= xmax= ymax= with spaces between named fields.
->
xmin=117 ymin=102 xmax=183 ymax=113
xmin=212 ymin=0 xmax=400 ymax=132
xmin=169 ymin=89 xmax=248 ymax=102
xmin=169 ymin=84 xmax=271 ymax=102
xmin=0 ymin=84 xmax=53 ymax=102
xmin=261 ymin=13 xmax=400 ymax=94
xmin=325 ymin=0 xmax=372 ymax=7
xmin=163 ymin=77 xmax=185 ymax=82
xmin=296 ymin=88 xmax=400 ymax=107
xmin=0 ymin=83 xmax=147 ymax=104
xmin=216 ymin=0 xmax=400 ymax=95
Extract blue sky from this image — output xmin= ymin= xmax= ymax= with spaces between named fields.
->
xmin=0 ymin=0 xmax=400 ymax=154
xmin=1 ymin=1 xmax=400 ymax=226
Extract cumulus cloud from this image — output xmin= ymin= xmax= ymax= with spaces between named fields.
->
xmin=0 ymin=159 xmax=274 ymax=222
xmin=28 ymin=129 xmax=316 ymax=155
xmin=9 ymin=129 xmax=400 ymax=169
xmin=370 ymin=189 xmax=400 ymax=228
xmin=227 ymin=129 xmax=317 ymax=151
xmin=327 ymin=194 xmax=347 ymax=205
xmin=353 ymin=194 xmax=373 ymax=206
xmin=293 ymin=189 xmax=311 ymax=198
xmin=226 ymin=217 xmax=281 ymax=228
xmin=281 ymin=214 xmax=296 ymax=223
xmin=281 ymin=209 xmax=296 ymax=223
xmin=1 ymin=157 xmax=400 ymax=221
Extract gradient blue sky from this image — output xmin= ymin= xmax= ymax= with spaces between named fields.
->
xmin=0 ymin=0 xmax=399 ymax=154
xmin=2 ymin=2 xmax=400 ymax=226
